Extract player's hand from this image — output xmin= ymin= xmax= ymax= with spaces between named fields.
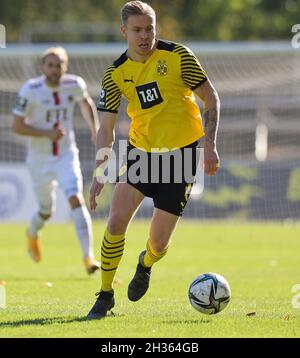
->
xmin=89 ymin=177 xmax=104 ymax=210
xmin=204 ymin=144 xmax=220 ymax=176
xmin=47 ymin=128 xmax=65 ymax=142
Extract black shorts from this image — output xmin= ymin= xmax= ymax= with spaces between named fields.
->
xmin=118 ymin=140 xmax=200 ymax=216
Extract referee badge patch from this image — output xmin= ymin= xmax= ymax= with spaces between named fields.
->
xmin=156 ymin=60 xmax=168 ymax=76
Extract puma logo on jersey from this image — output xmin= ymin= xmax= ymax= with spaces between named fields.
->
xmin=124 ymin=76 xmax=135 ymax=84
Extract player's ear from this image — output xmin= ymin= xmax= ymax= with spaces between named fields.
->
xmin=156 ymin=23 xmax=160 ymax=38
xmin=120 ymin=25 xmax=127 ymax=39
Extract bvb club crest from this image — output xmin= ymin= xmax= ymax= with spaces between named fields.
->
xmin=156 ymin=60 xmax=168 ymax=76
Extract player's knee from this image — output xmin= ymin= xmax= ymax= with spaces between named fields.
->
xmin=69 ymin=195 xmax=83 ymax=209
xmin=107 ymin=213 xmax=128 ymax=235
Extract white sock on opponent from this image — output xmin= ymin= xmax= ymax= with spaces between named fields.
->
xmin=71 ymin=205 xmax=94 ymax=259
xmin=28 ymin=212 xmax=46 ymax=238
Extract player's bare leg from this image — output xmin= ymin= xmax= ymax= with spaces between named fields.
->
xmin=107 ymin=182 xmax=145 ymax=235
xmin=68 ymin=194 xmax=100 ymax=274
xmin=128 ymin=208 xmax=180 ymax=301
xmin=148 ymin=208 xmax=180 ymax=253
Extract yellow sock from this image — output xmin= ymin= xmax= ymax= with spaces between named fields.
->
xmin=101 ymin=228 xmax=125 ymax=292
xmin=142 ymin=239 xmax=168 ymax=268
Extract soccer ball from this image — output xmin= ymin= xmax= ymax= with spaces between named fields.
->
xmin=188 ymin=273 xmax=231 ymax=315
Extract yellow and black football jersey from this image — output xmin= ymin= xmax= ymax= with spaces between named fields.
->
xmin=97 ymin=39 xmax=207 ymax=152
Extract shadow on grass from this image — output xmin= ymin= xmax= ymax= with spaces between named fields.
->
xmin=0 ymin=313 xmax=119 ymax=328
xmin=0 ymin=317 xmax=86 ymax=327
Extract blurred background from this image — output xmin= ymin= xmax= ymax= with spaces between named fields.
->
xmin=1 ymin=0 xmax=300 ymax=42
xmin=0 ymin=0 xmax=300 ymax=221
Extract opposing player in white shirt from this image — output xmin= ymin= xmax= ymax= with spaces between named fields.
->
xmin=12 ymin=46 xmax=100 ymax=274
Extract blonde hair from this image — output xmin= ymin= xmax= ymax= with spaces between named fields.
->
xmin=121 ymin=1 xmax=156 ymax=25
xmin=41 ymin=46 xmax=68 ymax=64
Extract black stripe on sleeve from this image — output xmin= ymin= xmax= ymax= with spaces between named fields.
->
xmin=174 ymin=44 xmax=207 ymax=90
xmin=97 ymin=65 xmax=122 ymax=113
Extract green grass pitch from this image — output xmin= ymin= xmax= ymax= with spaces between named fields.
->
xmin=0 ymin=221 xmax=300 ymax=338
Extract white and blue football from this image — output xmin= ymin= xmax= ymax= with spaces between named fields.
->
xmin=188 ymin=273 xmax=231 ymax=315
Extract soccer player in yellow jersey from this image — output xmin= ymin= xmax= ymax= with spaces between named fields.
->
xmin=86 ymin=1 xmax=220 ymax=319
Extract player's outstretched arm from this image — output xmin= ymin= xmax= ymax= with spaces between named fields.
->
xmin=194 ymin=79 xmax=221 ymax=176
xmin=79 ymin=97 xmax=99 ymax=143
xmin=89 ymin=111 xmax=117 ymax=210
xmin=12 ymin=115 xmax=65 ymax=141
